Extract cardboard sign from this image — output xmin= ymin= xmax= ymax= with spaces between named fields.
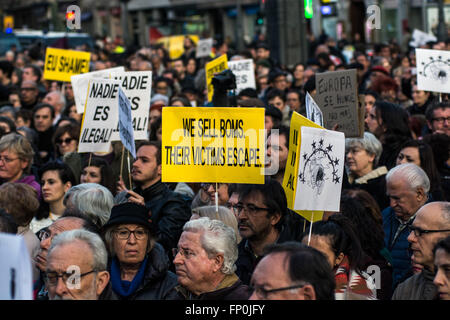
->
xmin=305 ymin=92 xmax=324 ymax=126
xmin=110 ymin=71 xmax=152 ymax=141
xmin=228 ymin=59 xmax=256 ymax=94
xmin=71 ymin=67 xmax=125 ymax=114
xmin=294 ymin=126 xmax=345 ymax=212
xmin=196 ymin=38 xmax=213 ymax=58
xmin=0 ymin=233 xmax=33 ymax=300
xmin=205 ymin=54 xmax=228 ymax=102
xmin=409 ymin=29 xmax=437 ymax=48
xmin=43 ymin=48 xmax=90 ymax=82
xmin=118 ymin=87 xmax=136 ymax=159
xmin=315 ymin=69 xmax=361 ymax=137
xmin=78 ymin=79 xmax=121 ymax=153
xmin=282 ymin=112 xmax=324 ymax=222
xmin=416 ymin=48 xmax=450 ymax=94
xmin=162 ymin=107 xmax=265 ymax=183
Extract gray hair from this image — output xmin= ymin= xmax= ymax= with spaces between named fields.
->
xmin=73 ymin=184 xmax=113 ymax=227
xmin=48 ymin=229 xmax=108 ymax=271
xmin=64 ymin=183 xmax=98 ymax=206
xmin=345 ymin=132 xmax=383 ymax=167
xmin=386 ymin=163 xmax=430 ymax=194
xmin=183 ymin=217 xmax=238 ymax=275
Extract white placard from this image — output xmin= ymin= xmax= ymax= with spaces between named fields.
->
xmin=294 ymin=127 xmax=345 ymax=212
xmin=110 ymin=71 xmax=152 ymax=141
xmin=118 ymin=87 xmax=136 ymax=159
xmin=0 ymin=233 xmax=33 ymax=300
xmin=71 ymin=67 xmax=125 ymax=114
xmin=228 ymin=59 xmax=256 ymax=94
xmin=306 ymin=92 xmax=324 ymax=127
xmin=196 ymin=38 xmax=213 ymax=58
xmin=409 ymin=29 xmax=437 ymax=48
xmin=416 ymin=48 xmax=450 ymax=94
xmin=78 ymin=79 xmax=121 ymax=153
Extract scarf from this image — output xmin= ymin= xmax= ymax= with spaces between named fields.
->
xmin=110 ymin=256 xmax=148 ymax=298
xmin=334 ymin=256 xmax=376 ymax=300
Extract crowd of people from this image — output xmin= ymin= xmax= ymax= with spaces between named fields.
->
xmin=0 ymin=31 xmax=449 ymax=301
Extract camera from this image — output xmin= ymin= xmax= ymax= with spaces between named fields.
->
xmin=211 ymin=69 xmax=237 ymax=107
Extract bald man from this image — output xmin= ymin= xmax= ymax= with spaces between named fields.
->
xmin=42 ymin=91 xmax=65 ymax=124
xmin=392 ymin=202 xmax=450 ymax=300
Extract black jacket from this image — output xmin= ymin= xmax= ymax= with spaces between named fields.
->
xmin=115 ymin=180 xmax=192 ymax=254
xmin=110 ymin=243 xmax=182 ymax=300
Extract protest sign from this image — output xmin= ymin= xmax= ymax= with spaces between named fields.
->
xmin=305 ymin=92 xmax=323 ymax=126
xmin=205 ymin=54 xmax=228 ymax=102
xmin=118 ymin=87 xmax=136 ymax=159
xmin=0 ymin=233 xmax=33 ymax=300
xmin=315 ymin=69 xmax=361 ymax=137
xmin=409 ymin=29 xmax=437 ymax=48
xmin=78 ymin=79 xmax=120 ymax=153
xmin=196 ymin=38 xmax=213 ymax=58
xmin=228 ymin=59 xmax=256 ymax=94
xmin=294 ymin=126 xmax=345 ymax=212
xmin=71 ymin=67 xmax=125 ymax=113
xmin=416 ymin=48 xmax=450 ymax=94
xmin=43 ymin=48 xmax=90 ymax=82
xmin=282 ymin=112 xmax=323 ymax=222
xmin=110 ymin=71 xmax=152 ymax=141
xmin=162 ymin=107 xmax=265 ymax=183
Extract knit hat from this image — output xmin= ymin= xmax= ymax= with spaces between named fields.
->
xmin=150 ymin=93 xmax=169 ymax=106
xmin=102 ymin=202 xmax=154 ymax=234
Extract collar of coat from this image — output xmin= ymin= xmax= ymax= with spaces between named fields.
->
xmin=175 ymin=273 xmax=240 ymax=299
xmin=349 ymin=166 xmax=388 ymax=184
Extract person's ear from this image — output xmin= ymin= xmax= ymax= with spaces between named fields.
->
xmin=95 ymin=271 xmax=110 ymax=297
xmin=157 ymin=164 xmax=162 ymax=176
xmin=301 ymin=284 xmax=317 ymax=300
xmin=368 ymin=153 xmax=376 ymax=164
xmin=416 ymin=187 xmax=426 ymax=202
xmin=335 ymin=252 xmax=345 ymax=267
xmin=270 ymin=212 xmax=281 ymax=227
xmin=20 ymin=159 xmax=29 ymax=171
xmin=64 ymin=182 xmax=72 ymax=193
xmin=212 ymin=253 xmax=224 ymax=273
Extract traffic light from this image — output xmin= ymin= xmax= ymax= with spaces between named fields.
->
xmin=304 ymin=0 xmax=313 ymax=19
xmin=3 ymin=16 xmax=14 ymax=34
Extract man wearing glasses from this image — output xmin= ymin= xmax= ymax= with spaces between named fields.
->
xmin=425 ymin=102 xmax=449 ymax=137
xmin=45 ymin=229 xmax=112 ymax=300
xmin=249 ymin=242 xmax=335 ymax=300
xmin=392 ymin=202 xmax=450 ymax=300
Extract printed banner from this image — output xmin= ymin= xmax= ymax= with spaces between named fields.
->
xmin=228 ymin=59 xmax=256 ymax=94
xmin=118 ymin=87 xmax=136 ymax=159
xmin=43 ymin=47 xmax=90 ymax=82
xmin=305 ymin=92 xmax=324 ymax=127
xmin=416 ymin=48 xmax=450 ymax=94
xmin=162 ymin=107 xmax=265 ymax=183
xmin=205 ymin=54 xmax=228 ymax=102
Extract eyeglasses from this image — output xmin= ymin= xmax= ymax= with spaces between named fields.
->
xmin=236 ymin=203 xmax=270 ymax=216
xmin=200 ymin=183 xmax=226 ymax=191
xmin=114 ymin=228 xmax=148 ymax=240
xmin=408 ymin=226 xmax=450 ymax=237
xmin=431 ymin=117 xmax=450 ymax=123
xmin=172 ymin=247 xmax=196 ymax=259
xmin=56 ymin=138 xmax=75 ymax=145
xmin=0 ymin=156 xmax=19 ymax=163
xmin=45 ymin=270 xmax=97 ymax=287
xmin=37 ymin=228 xmax=51 ymax=241
xmin=249 ymin=283 xmax=306 ymax=299
xmin=226 ymin=203 xmax=239 ymax=213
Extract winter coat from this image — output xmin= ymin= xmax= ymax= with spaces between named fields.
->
xmin=176 ymin=273 xmax=250 ymax=300
xmin=110 ymin=243 xmax=182 ymax=300
xmin=115 ymin=180 xmax=192 ymax=254
xmin=392 ymin=268 xmax=438 ymax=300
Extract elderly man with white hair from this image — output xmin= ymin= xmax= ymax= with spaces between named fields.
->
xmin=45 ymin=229 xmax=114 ymax=300
xmin=382 ymin=163 xmax=431 ymax=289
xmin=42 ymin=90 xmax=66 ymax=125
xmin=173 ymin=217 xmax=250 ymax=299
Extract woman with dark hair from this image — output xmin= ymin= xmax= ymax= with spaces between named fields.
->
xmin=30 ymin=161 xmax=76 ymax=233
xmin=365 ymin=101 xmax=412 ymax=169
xmin=433 ymin=236 xmax=450 ymax=300
xmin=61 ymin=103 xmax=82 ymax=124
xmin=80 ymin=157 xmax=116 ymax=196
xmin=302 ymin=214 xmax=377 ymax=300
xmin=52 ymin=123 xmax=80 ymax=159
xmin=149 ymin=116 xmax=162 ymax=142
xmin=339 ymin=193 xmax=393 ymax=300
xmin=170 ymin=95 xmax=190 ymax=107
xmin=291 ymin=63 xmax=305 ymax=91
xmin=0 ymin=116 xmax=16 ymax=134
xmin=396 ymin=139 xmax=445 ymax=201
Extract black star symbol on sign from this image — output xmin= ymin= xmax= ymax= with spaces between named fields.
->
xmin=319 ymin=139 xmax=324 ymax=146
xmin=303 ymin=153 xmax=308 ymax=160
xmin=326 ymin=144 xmax=333 ymax=152
xmin=312 ymin=141 xmax=316 ymax=149
xmin=334 ymin=176 xmax=340 ymax=183
xmin=334 ymin=158 xmax=339 ymax=165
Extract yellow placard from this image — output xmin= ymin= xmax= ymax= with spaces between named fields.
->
xmin=162 ymin=107 xmax=265 ymax=184
xmin=283 ymin=112 xmax=324 ymax=222
xmin=43 ymin=48 xmax=91 ymax=82
xmin=156 ymin=35 xmax=199 ymax=60
xmin=205 ymin=54 xmax=228 ymax=102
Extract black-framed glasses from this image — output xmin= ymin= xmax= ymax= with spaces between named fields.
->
xmin=172 ymin=247 xmax=196 ymax=259
xmin=432 ymin=117 xmax=450 ymax=123
xmin=408 ymin=225 xmax=450 ymax=237
xmin=200 ymin=183 xmax=226 ymax=191
xmin=249 ymin=283 xmax=306 ymax=299
xmin=56 ymin=137 xmax=75 ymax=145
xmin=0 ymin=156 xmax=19 ymax=163
xmin=225 ymin=202 xmax=239 ymax=213
xmin=236 ymin=203 xmax=270 ymax=216
xmin=45 ymin=270 xmax=97 ymax=287
xmin=114 ymin=228 xmax=148 ymax=240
